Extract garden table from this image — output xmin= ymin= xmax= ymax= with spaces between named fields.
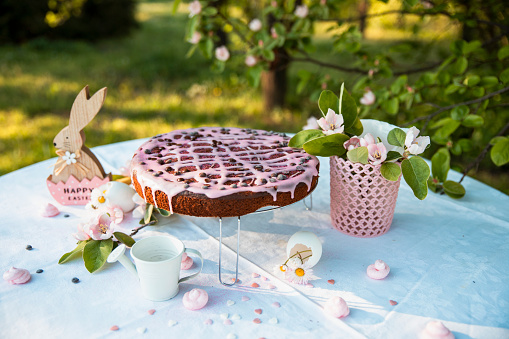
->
xmin=1 ymin=130 xmax=508 ymax=339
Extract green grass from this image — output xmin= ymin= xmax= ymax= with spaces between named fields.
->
xmin=0 ymin=1 xmax=506 ymax=194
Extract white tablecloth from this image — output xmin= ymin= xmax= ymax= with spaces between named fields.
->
xmin=1 ymin=129 xmax=509 ymax=339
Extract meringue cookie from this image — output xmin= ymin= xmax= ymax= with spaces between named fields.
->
xmin=367 ymin=259 xmax=390 ymax=280
xmin=420 ymin=321 xmax=455 ymax=339
xmin=324 ymin=296 xmax=350 ymax=318
xmin=182 ymin=288 xmax=208 ymax=310
xmin=3 ymin=267 xmax=31 ymax=285
xmin=180 ymin=253 xmax=193 ymax=270
xmin=41 ymin=203 xmax=59 ymax=217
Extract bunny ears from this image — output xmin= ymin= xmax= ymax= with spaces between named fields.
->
xmin=69 ymin=85 xmax=107 ymax=132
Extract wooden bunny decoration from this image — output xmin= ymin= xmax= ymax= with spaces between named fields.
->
xmin=49 ymin=85 xmax=111 ymax=185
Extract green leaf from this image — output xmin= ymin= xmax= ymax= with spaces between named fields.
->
xmin=427 ymin=177 xmax=439 ymax=193
xmin=157 ymin=208 xmax=172 ymax=217
xmin=458 ymin=139 xmax=473 ymax=152
xmin=303 ymin=133 xmax=349 ymax=157
xmin=198 ymin=38 xmax=213 ymax=59
xmin=490 ymin=137 xmax=509 ymax=166
xmin=83 ymin=239 xmax=113 ymax=273
xmin=462 ymin=115 xmax=484 ymax=128
xmin=296 ymin=70 xmax=311 ymax=94
xmin=318 ymin=90 xmax=339 ymax=117
xmin=500 ymin=68 xmax=509 ymax=84
xmin=289 ymin=129 xmax=324 ymax=148
xmin=481 ymin=76 xmax=499 ymax=88
xmin=445 ymin=84 xmax=461 ymax=95
xmin=381 ymin=162 xmax=402 ymax=181
xmin=404 ymin=0 xmax=418 ymax=6
xmin=443 ymin=181 xmax=466 ymax=199
xmin=464 ymin=40 xmax=481 ymax=55
xmin=451 ymin=105 xmax=470 ymax=120
xmin=390 ymin=75 xmax=407 ymax=95
xmin=201 ymin=7 xmax=217 ymax=16
xmin=401 ymin=157 xmax=430 ymax=200
xmin=246 ymin=65 xmax=263 ymax=88
xmin=498 ymin=45 xmax=509 ymax=60
xmin=172 ymin=0 xmax=182 ymax=14
xmin=490 ymin=136 xmax=506 ymax=145
xmin=466 ymin=75 xmax=480 ymax=87
xmin=431 ymin=149 xmax=450 ymax=183
xmin=386 ymin=151 xmax=402 ymax=161
xmin=340 ymin=88 xmax=359 ymax=129
xmin=346 ymin=118 xmax=363 ymax=135
xmin=144 ymin=204 xmax=154 ymax=225
xmin=453 ymin=57 xmax=468 ymax=74
xmin=346 ymin=147 xmax=368 ymax=164
xmin=113 ymin=232 xmax=135 ymax=247
xmin=261 ymin=49 xmax=275 ymax=61
xmin=434 ymin=118 xmax=461 ymax=139
xmin=387 ymin=128 xmax=407 ymax=147
xmin=58 ymin=241 xmax=87 ymax=264
xmin=381 ymin=98 xmax=399 ymax=115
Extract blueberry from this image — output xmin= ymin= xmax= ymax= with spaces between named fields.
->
xmin=72 ymin=277 xmax=80 ymax=284
xmin=36 ymin=269 xmax=43 ymax=274
xmin=26 ymin=245 xmax=33 ymax=251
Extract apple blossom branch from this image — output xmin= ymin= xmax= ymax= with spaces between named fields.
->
xmin=129 ymin=220 xmax=156 ymax=237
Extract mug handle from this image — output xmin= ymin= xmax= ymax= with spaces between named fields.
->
xmin=179 ymin=248 xmax=203 ymax=283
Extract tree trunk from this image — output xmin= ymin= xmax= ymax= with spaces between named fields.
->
xmin=358 ymin=0 xmax=370 ymax=38
xmin=261 ymin=48 xmax=289 ymax=112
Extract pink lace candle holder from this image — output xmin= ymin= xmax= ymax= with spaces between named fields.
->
xmin=330 ymin=156 xmax=401 ymax=238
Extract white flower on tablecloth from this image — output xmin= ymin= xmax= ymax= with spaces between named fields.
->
xmin=215 ymin=46 xmax=230 ymax=62
xmin=405 ymin=126 xmax=430 ymax=155
xmin=84 ymin=213 xmax=117 ymax=241
xmin=188 ymin=31 xmax=202 ymax=44
xmin=86 ymin=185 xmax=108 ymax=210
xmin=303 ymin=117 xmax=319 ymax=130
xmin=294 ymin=4 xmax=309 ymax=18
xmin=245 ymin=55 xmax=257 ymax=67
xmin=317 ymin=108 xmax=344 ymax=135
xmin=286 ymin=263 xmax=318 ymax=285
xmin=73 ymin=223 xmax=90 ymax=241
xmin=249 ymin=19 xmax=262 ymax=32
xmin=286 ymin=257 xmax=303 ymax=270
xmin=273 ymin=264 xmax=289 ymax=279
xmin=62 ymin=151 xmax=77 ymax=165
xmin=132 ymin=193 xmax=147 ymax=219
xmin=188 ymin=0 xmax=202 ymax=17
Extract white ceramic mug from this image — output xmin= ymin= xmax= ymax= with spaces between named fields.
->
xmin=108 ymin=235 xmax=203 ymax=301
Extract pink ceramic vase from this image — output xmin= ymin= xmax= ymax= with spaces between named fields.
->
xmin=330 ymin=156 xmax=401 ymax=238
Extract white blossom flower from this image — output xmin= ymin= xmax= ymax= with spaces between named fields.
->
xmin=286 ymin=263 xmax=318 ymax=285
xmin=215 ymin=46 xmax=230 ymax=61
xmin=294 ymin=4 xmax=309 ymax=18
xmin=367 ymin=142 xmax=387 ymax=165
xmin=405 ymin=126 xmax=430 ymax=155
xmin=360 ymin=90 xmax=375 ymax=105
xmin=317 ymin=108 xmax=344 ymax=135
xmin=245 ymin=55 xmax=257 ymax=67
xmin=248 ymin=19 xmax=262 ymax=32
xmin=188 ymin=0 xmax=202 ymax=17
xmin=188 ymin=31 xmax=201 ymax=44
xmin=303 ymin=117 xmax=319 ymax=130
xmin=62 ymin=151 xmax=77 ymax=165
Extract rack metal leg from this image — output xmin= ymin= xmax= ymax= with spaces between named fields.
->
xmin=303 ymin=193 xmax=313 ymax=211
xmin=218 ymin=216 xmax=241 ymax=286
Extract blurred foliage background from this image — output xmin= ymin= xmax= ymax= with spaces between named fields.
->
xmin=0 ymin=0 xmax=507 ymax=194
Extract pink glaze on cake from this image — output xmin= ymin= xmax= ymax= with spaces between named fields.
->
xmin=367 ymin=260 xmax=390 ymax=280
xmin=131 ymin=127 xmax=319 ymax=214
xmin=182 ymin=288 xmax=208 ymax=310
xmin=324 ymin=296 xmax=350 ymax=318
xmin=420 ymin=321 xmax=455 ymax=339
xmin=3 ymin=267 xmax=31 ymax=285
xmin=41 ymin=203 xmax=60 ymax=217
xmin=180 ymin=253 xmax=193 ymax=270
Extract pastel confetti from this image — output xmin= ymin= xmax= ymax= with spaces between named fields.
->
xmin=254 ymin=309 xmax=262 ymax=315
xmin=227 ymin=300 xmax=235 ymax=306
xmin=231 ymin=314 xmax=241 ymax=320
xmin=167 ymin=320 xmax=178 ymax=327
xmin=253 ymin=318 xmax=261 ymax=324
xmin=110 ymin=326 xmax=119 ymax=331
xmin=226 ymin=334 xmax=237 ymax=339
xmin=241 ymin=296 xmax=250 ymax=301
xmin=389 ymin=300 xmax=398 ymax=306
xmin=272 ymin=302 xmax=281 ymax=308
xmin=306 ymin=283 xmax=314 ymax=288
xmin=269 ymin=317 xmax=278 ymax=324
xmin=220 ymin=313 xmax=229 ymax=320
xmin=137 ymin=327 xmax=147 ymax=334
xmin=231 ymin=278 xmax=241 ymax=284
xmin=261 ymin=276 xmax=268 ymax=281
xmin=252 ymin=272 xmax=260 ymax=278
xmin=327 ymin=279 xmax=335 ymax=285
xmin=204 ymin=319 xmax=213 ymax=325
xmin=251 ymin=283 xmax=260 ymax=288
xmin=267 ymin=284 xmax=276 ymax=289
xmin=224 ymin=319 xmax=233 ymax=325
xmin=148 ymin=309 xmax=156 ymax=315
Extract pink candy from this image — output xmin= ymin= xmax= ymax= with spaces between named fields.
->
xmin=182 ymin=288 xmax=208 ymax=311
xmin=41 ymin=203 xmax=59 ymax=217
xmin=181 ymin=253 xmax=193 ymax=270
xmin=324 ymin=296 xmax=350 ymax=318
xmin=420 ymin=321 xmax=455 ymax=339
xmin=3 ymin=267 xmax=31 ymax=285
xmin=367 ymin=260 xmax=390 ymax=280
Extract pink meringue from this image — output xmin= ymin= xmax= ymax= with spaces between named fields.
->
xmin=324 ymin=296 xmax=350 ymax=318
xmin=181 ymin=253 xmax=193 ymax=270
xmin=367 ymin=259 xmax=390 ymax=280
xmin=420 ymin=321 xmax=455 ymax=339
xmin=3 ymin=267 xmax=31 ymax=284
xmin=182 ymin=288 xmax=208 ymax=310
xmin=41 ymin=203 xmax=59 ymax=217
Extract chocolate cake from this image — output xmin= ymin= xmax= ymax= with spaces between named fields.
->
xmin=131 ymin=127 xmax=320 ymax=217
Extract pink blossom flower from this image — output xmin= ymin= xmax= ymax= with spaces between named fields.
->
xmin=321 ymin=82 xmax=327 ymax=90
xmin=368 ymin=69 xmax=374 ymax=78
xmin=188 ymin=0 xmax=202 ymax=17
xmin=406 ymin=85 xmax=414 ymax=93
xmin=294 ymin=5 xmax=309 ymax=18
xmin=405 ymin=126 xmax=430 ymax=155
xmin=85 ymin=213 xmax=116 ymax=240
xmin=271 ymin=27 xmax=278 ymax=39
xmin=360 ymin=90 xmax=375 ymax=105
xmin=258 ymin=40 xmax=264 ymax=47
xmin=343 ymin=137 xmax=361 ymax=151
xmin=360 ymin=133 xmax=376 ymax=147
xmin=367 ymin=142 xmax=387 ymax=165
xmin=271 ymin=1 xmax=278 ymax=7
xmin=215 ymin=46 xmax=230 ymax=61
xmin=73 ymin=223 xmax=90 ymax=241
xmin=249 ymin=19 xmax=262 ymax=32
xmin=320 ymin=0 xmax=327 ymax=5
xmin=104 ymin=205 xmax=124 ymax=225
xmin=245 ymin=55 xmax=257 ymax=67
xmin=317 ymin=109 xmax=344 ymax=135
xmin=188 ymin=31 xmax=201 ymax=44
xmin=303 ymin=117 xmax=319 ymax=130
